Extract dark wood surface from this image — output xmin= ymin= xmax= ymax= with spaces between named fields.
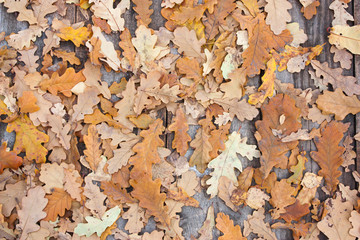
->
xmin=0 ymin=0 xmax=359 ymax=239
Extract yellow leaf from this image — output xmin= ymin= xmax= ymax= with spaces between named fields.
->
xmin=6 ymin=115 xmax=49 ymax=163
xmin=57 ymin=26 xmax=91 ymax=47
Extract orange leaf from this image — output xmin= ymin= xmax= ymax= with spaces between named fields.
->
xmin=230 ymin=167 xmax=254 ymax=205
xmin=18 ymin=91 xmax=39 ymax=113
xmin=310 ymin=121 xmax=348 ymax=193
xmin=52 ymin=50 xmax=81 ymax=65
xmin=130 ymin=177 xmax=170 ymax=227
xmin=40 ymin=68 xmax=85 ymax=97
xmin=6 ymin=115 xmax=49 ymax=163
xmin=269 ymin=179 xmax=297 ymax=219
xmin=84 ymin=125 xmax=102 ymax=172
xmin=0 ymin=142 xmax=23 ymax=173
xmin=43 ymin=188 xmax=72 ymax=222
xmin=208 ymin=123 xmax=230 ymax=159
xmin=92 ymin=16 xmax=111 ymax=34
xmin=255 ymin=94 xmax=301 ymax=179
xmin=168 ymin=108 xmax=191 ymax=156
xmin=176 ymin=57 xmax=203 ymax=82
xmin=119 ymin=28 xmax=137 ymax=69
xmin=129 ymin=119 xmax=164 ymax=179
xmin=216 ymin=212 xmax=246 ymax=240
xmin=101 ymin=181 xmax=136 ymax=204
xmin=84 ymin=109 xmax=124 ymax=129
xmin=56 ymin=26 xmax=91 ymax=47
xmin=280 ymin=199 xmax=310 ymax=223
xmin=132 ymin=0 xmax=154 ymax=27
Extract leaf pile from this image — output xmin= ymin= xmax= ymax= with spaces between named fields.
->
xmin=0 ymin=0 xmax=359 ymax=239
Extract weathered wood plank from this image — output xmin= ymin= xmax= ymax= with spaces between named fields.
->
xmin=355 ymin=0 xmax=360 ymax=174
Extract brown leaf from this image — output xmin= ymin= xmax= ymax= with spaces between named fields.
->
xmin=0 ymin=142 xmax=23 ymax=173
xmin=18 ymin=91 xmax=40 ymax=113
xmin=310 ymin=121 xmax=348 ymax=193
xmin=270 ymin=179 xmax=297 ymax=219
xmin=43 ymin=188 xmax=72 ymax=222
xmin=168 ymin=107 xmax=191 ymax=156
xmin=301 ymin=0 xmax=320 ymax=20
xmin=167 ymin=187 xmax=199 ymax=207
xmin=133 ymin=0 xmax=153 ymax=27
xmin=280 ymin=199 xmax=310 ymax=223
xmin=119 ymin=28 xmax=137 ymax=70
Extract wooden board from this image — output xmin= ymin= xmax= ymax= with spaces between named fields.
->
xmin=0 ymin=0 xmax=358 ymax=239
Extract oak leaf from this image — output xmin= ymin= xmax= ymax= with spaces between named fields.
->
xmin=7 ymin=115 xmax=49 ymax=163
xmin=133 ymin=0 xmax=153 ymax=27
xmin=0 ymin=181 xmax=26 ymax=217
xmin=189 ymin=124 xmax=212 ymax=173
xmin=310 ymin=121 xmax=348 ymax=193
xmin=40 ymin=68 xmax=85 ymax=97
xmin=168 ymin=107 xmax=191 ymax=156
xmin=216 ymin=212 xmax=246 ymax=240
xmin=213 ymin=98 xmax=259 ymax=121
xmin=39 ymin=163 xmax=65 ymax=193
xmin=329 ymin=25 xmax=360 ymax=54
xmin=89 ymin=0 xmax=130 ymax=32
xmin=311 ymin=60 xmax=360 ymax=96
xmin=209 ymin=123 xmax=231 ymax=159
xmin=129 ymin=119 xmax=164 ymax=179
xmin=270 ymin=179 xmax=297 ymax=219
xmin=84 ymin=125 xmax=102 ymax=172
xmin=198 ymin=205 xmax=215 ymax=240
xmin=316 ymin=89 xmax=360 ymax=120
xmin=56 ymin=26 xmax=91 ymax=47
xmin=0 ymin=142 xmax=23 ymax=173
xmin=3 ymin=0 xmax=37 ymax=24
xmin=301 ymin=0 xmax=320 ymax=20
xmin=83 ymin=177 xmax=107 ymax=216
xmin=231 ymin=167 xmax=254 ymax=206
xmin=71 ymin=87 xmax=100 ymax=122
xmin=43 ymin=188 xmax=72 ymax=222
xmin=349 ymin=211 xmax=360 ymax=238
xmin=330 ymin=46 xmax=352 ymax=70
xmin=176 ymin=57 xmax=202 ymax=82
xmin=329 ymin=0 xmax=353 ymax=26
xmin=173 ymin=26 xmax=205 ymax=59
xmin=74 ymin=206 xmax=121 ymax=237
xmin=255 ymin=94 xmax=301 ymax=179
xmin=167 ymin=187 xmax=199 ymax=207
xmin=17 ymin=187 xmax=48 ymax=240
xmin=317 ymin=193 xmax=355 ymax=240
xmin=207 ymin=131 xmax=260 ymax=198
xmin=244 ymin=208 xmax=277 ymax=240
xmin=101 ymin=181 xmax=136 ymax=204
xmin=265 ymin=0 xmax=292 ymax=35
xmin=119 ymin=28 xmax=137 ymax=70
xmin=130 ymin=177 xmax=170 ymax=227
xmin=280 ymin=199 xmax=310 ymax=223
xmin=122 ymin=203 xmax=145 ymax=234
xmin=53 ymin=50 xmax=80 ymax=65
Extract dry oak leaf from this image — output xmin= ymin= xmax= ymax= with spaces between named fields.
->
xmin=213 ymin=98 xmax=259 ymax=121
xmin=168 ymin=107 xmax=191 ymax=156
xmin=83 ymin=177 xmax=107 ymax=217
xmin=189 ymin=123 xmax=212 ymax=173
xmin=316 ymin=89 xmax=360 ymax=120
xmin=231 ymin=166 xmax=254 ymax=206
xmin=0 ymin=142 xmax=23 ymax=173
xmin=18 ymin=91 xmax=40 ymax=113
xmin=7 ymin=115 xmax=49 ymax=163
xmin=216 ymin=212 xmax=246 ymax=240
xmin=280 ymin=199 xmax=310 ymax=223
xmin=18 ymin=46 xmax=39 ymax=73
xmin=255 ymin=94 xmax=301 ymax=179
xmin=245 ymin=187 xmax=270 ymax=210
xmin=119 ymin=28 xmax=137 ymax=70
xmin=329 ymin=0 xmax=354 ymax=26
xmin=0 ymin=180 xmax=26 ymax=217
xmin=130 ymin=177 xmax=170 ymax=227
xmin=330 ymin=46 xmax=352 ymax=70
xmin=244 ymin=208 xmax=277 ymax=240
xmin=40 ymin=68 xmax=85 ymax=97
xmin=56 ymin=26 xmax=91 ymax=47
xmin=264 ymin=0 xmax=292 ymax=35
xmin=167 ymin=187 xmax=199 ymax=207
xmin=198 ymin=205 xmax=215 ymax=240
xmin=269 ymin=179 xmax=297 ymax=219
xmin=311 ymin=60 xmax=360 ymax=96
xmin=63 ymin=166 xmax=83 ymax=202
xmin=100 ymin=181 xmax=136 ymax=204
xmin=107 ymin=137 xmax=139 ymax=174
xmin=74 ymin=206 xmax=121 ymax=237
xmin=133 ymin=0 xmax=153 ymax=27
xmin=132 ymin=25 xmax=169 ymax=71
xmin=114 ymin=79 xmax=136 ymax=130
xmin=129 ymin=119 xmax=164 ymax=179
xmin=317 ymin=193 xmax=355 ymax=240
xmin=71 ymin=87 xmax=100 ymax=122
xmin=17 ymin=186 xmax=48 ymax=240
xmin=176 ymin=57 xmax=203 ymax=82
xmin=209 ymin=122 xmax=231 ymax=159
xmin=52 ymin=50 xmax=81 ymax=65
xmin=173 ymin=26 xmax=205 ymax=59
xmin=349 ymin=211 xmax=360 ymax=238
xmin=2 ymin=0 xmax=37 ymax=24
xmin=310 ymin=121 xmax=348 ymax=193
xmin=207 ymin=131 xmax=260 ymax=198
xmin=43 ymin=188 xmax=72 ymax=222
xmin=84 ymin=125 xmax=102 ymax=172
xmin=301 ymin=0 xmax=320 ymax=20
xmin=122 ymin=203 xmax=145 ymax=234
xmin=89 ymin=0 xmax=129 ymax=32
xmin=47 ymin=115 xmax=71 ymax=150
xmin=39 ymin=163 xmax=65 ymax=193
xmin=329 ymin=25 xmax=360 ymax=54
